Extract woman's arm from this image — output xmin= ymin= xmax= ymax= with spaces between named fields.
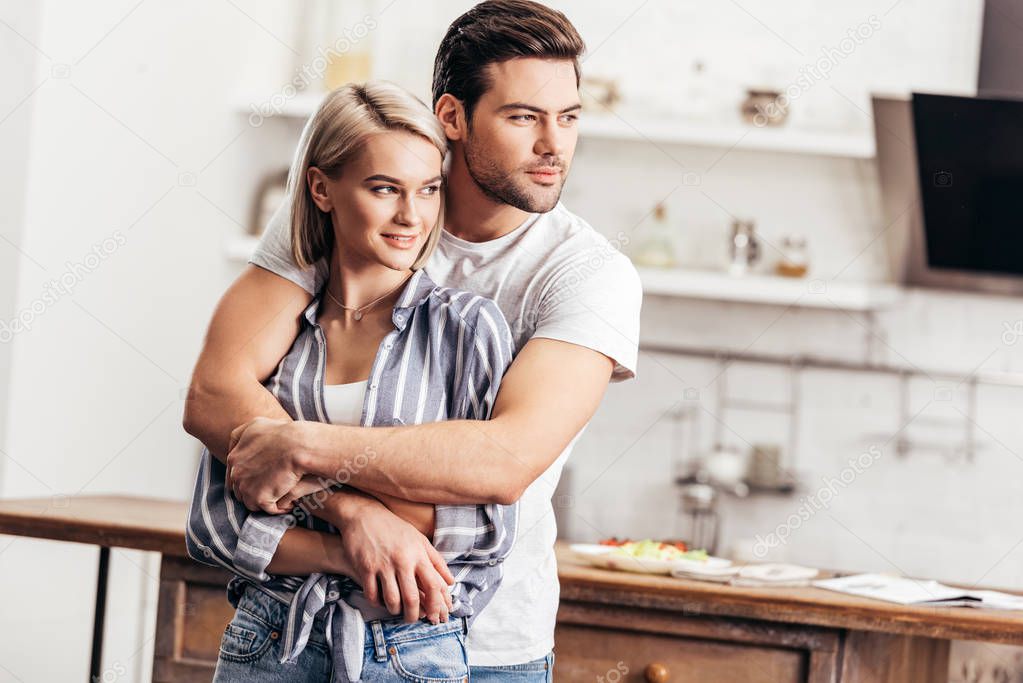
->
xmin=264 ymin=525 xmax=351 ymax=576
xmin=187 ymin=450 xmax=450 ymax=624
xmin=369 ymin=491 xmax=435 ymax=537
xmin=299 ymin=488 xmax=454 ymax=623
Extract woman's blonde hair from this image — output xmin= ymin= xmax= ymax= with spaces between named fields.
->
xmin=287 ymin=81 xmax=448 ymax=271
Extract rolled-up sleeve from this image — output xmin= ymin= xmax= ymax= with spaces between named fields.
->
xmin=185 ymin=448 xmax=294 ymax=582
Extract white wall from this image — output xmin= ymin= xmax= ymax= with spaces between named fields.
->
xmin=0 ymin=2 xmax=300 ymax=681
xmin=0 ymin=0 xmax=41 ymax=493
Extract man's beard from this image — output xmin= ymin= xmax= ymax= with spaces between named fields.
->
xmin=463 ymin=135 xmax=565 ymax=213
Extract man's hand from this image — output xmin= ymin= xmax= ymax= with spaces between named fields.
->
xmin=314 ymin=491 xmax=455 ymax=624
xmin=226 ymin=417 xmax=308 ymax=513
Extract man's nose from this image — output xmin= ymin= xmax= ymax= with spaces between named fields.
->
xmin=534 ymin=119 xmax=566 ymax=158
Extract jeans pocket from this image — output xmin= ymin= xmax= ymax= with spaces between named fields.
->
xmin=388 ymin=630 xmax=468 ymax=683
xmin=218 ymin=605 xmax=278 ymax=664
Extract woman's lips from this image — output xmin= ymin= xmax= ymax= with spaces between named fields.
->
xmin=381 ymin=233 xmax=419 ymax=249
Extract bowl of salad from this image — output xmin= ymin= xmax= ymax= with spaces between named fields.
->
xmin=570 ymin=538 xmax=731 ymax=575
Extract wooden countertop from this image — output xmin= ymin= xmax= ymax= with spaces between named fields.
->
xmin=0 ymin=494 xmax=188 ymax=556
xmin=2 ymin=495 xmax=1021 ymax=645
xmin=555 ymin=543 xmax=1023 ymax=646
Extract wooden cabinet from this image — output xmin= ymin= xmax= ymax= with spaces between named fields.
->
xmin=554 ymin=552 xmax=954 ymax=683
xmin=554 ymin=624 xmax=810 ymax=682
xmin=555 ymin=600 xmax=840 ymax=683
xmin=153 ymin=556 xmax=235 ymax=683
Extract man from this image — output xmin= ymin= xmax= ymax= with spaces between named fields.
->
xmin=184 ymin=1 xmax=642 ymax=679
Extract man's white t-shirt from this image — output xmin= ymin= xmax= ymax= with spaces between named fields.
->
xmin=250 ymin=200 xmax=642 ymax=666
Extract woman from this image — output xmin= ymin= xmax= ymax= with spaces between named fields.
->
xmin=185 ymin=81 xmax=518 ymax=682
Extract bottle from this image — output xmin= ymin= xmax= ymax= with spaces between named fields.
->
xmin=727 ymin=219 xmax=760 ymax=276
xmin=631 ymin=203 xmax=678 ymax=268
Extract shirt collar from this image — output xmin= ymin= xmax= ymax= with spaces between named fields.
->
xmin=301 ymin=269 xmax=437 ymax=329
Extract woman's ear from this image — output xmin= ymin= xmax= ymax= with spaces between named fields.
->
xmin=306 ymin=167 xmax=333 ymax=212
xmin=435 ymin=94 xmax=465 ymax=143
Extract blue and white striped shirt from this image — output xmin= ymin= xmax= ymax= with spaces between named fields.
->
xmin=185 ymin=268 xmax=518 ymax=672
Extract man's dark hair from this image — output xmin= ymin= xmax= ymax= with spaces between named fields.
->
xmin=432 ymin=0 xmax=586 ymax=124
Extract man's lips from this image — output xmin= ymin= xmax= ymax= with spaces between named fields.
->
xmin=526 ymin=167 xmax=562 ymax=183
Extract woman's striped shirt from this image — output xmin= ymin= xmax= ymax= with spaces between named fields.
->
xmin=185 ymin=268 xmax=518 ymax=667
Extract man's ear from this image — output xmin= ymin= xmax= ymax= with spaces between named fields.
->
xmin=306 ymin=167 xmax=333 ymax=212
xmin=435 ymin=94 xmax=466 ymax=142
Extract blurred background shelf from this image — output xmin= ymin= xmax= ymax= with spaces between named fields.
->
xmin=578 ymin=114 xmax=875 ymax=158
xmin=637 ymin=266 xmax=902 ymax=311
xmin=238 ymin=93 xmax=875 ymax=158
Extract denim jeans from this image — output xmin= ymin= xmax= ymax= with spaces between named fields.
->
xmin=212 ymin=584 xmax=470 ymax=682
xmin=469 ymin=651 xmax=555 ymax=682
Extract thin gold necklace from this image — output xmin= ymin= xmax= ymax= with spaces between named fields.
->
xmin=324 ymin=274 xmax=412 ymax=321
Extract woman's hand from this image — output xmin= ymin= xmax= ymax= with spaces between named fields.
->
xmin=314 ymin=490 xmax=455 ymax=625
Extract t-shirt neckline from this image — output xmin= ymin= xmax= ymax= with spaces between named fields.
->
xmin=440 ymin=211 xmax=542 ymax=253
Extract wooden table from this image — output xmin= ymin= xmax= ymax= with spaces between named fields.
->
xmin=2 ymin=495 xmax=1023 ymax=682
xmin=0 ymin=495 xmax=231 ymax=683
xmin=554 ymin=545 xmax=1023 ymax=682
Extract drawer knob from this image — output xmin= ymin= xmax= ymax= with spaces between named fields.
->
xmin=645 ymin=662 xmax=670 ymax=683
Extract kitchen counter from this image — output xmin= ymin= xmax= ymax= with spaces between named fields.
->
xmin=2 ymin=495 xmax=1021 ymax=682
xmin=554 ymin=542 xmax=1023 ymax=646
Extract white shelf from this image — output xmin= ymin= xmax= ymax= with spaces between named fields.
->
xmin=638 ymin=267 xmax=901 ymax=311
xmin=223 ymin=234 xmax=898 ymax=311
xmin=237 ymin=92 xmax=875 ymax=159
xmin=580 ymin=114 xmax=875 ymax=159
xmin=223 ymin=234 xmax=260 ymax=262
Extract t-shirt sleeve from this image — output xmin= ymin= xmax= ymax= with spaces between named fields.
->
xmin=248 ymin=199 xmax=327 ymax=295
xmin=531 ymin=247 xmax=642 ymax=382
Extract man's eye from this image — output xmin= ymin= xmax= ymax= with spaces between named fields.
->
xmin=511 ymin=114 xmax=536 ymax=122
xmin=560 ymin=114 xmax=579 ymax=124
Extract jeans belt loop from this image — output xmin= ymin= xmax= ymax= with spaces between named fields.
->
xmin=461 ymin=616 xmax=468 ymax=636
xmin=370 ymin=620 xmax=388 ymax=662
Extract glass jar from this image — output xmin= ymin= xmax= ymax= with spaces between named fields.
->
xmin=776 ymin=234 xmax=809 ymax=278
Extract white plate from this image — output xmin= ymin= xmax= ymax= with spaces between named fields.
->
xmin=737 ymin=563 xmax=819 ymax=583
xmin=674 ymin=556 xmax=733 ymax=571
xmin=568 ymin=543 xmax=614 ymax=557
xmin=570 ymin=544 xmax=731 ymax=576
xmin=672 ymin=563 xmax=740 ymax=578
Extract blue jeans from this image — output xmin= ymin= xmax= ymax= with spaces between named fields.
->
xmin=212 ymin=584 xmax=470 ymax=682
xmin=470 ymin=652 xmax=555 ymax=682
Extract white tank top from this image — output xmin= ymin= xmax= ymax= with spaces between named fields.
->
xmin=322 ymin=380 xmax=367 ymax=425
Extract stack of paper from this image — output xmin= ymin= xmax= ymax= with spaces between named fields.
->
xmin=813 ymin=573 xmax=1023 ymax=610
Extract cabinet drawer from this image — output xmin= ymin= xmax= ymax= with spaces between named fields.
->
xmin=554 ymin=623 xmax=807 ymax=683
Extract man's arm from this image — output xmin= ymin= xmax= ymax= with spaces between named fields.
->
xmin=182 ymin=264 xmax=311 ymax=461
xmin=229 ymin=337 xmax=614 ymax=508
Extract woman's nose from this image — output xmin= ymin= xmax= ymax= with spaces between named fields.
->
xmin=395 ymin=196 xmax=421 ymax=226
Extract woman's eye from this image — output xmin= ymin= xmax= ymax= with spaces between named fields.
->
xmin=372 ymin=185 xmax=398 ymax=194
xmin=421 ymin=185 xmax=441 ymax=196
